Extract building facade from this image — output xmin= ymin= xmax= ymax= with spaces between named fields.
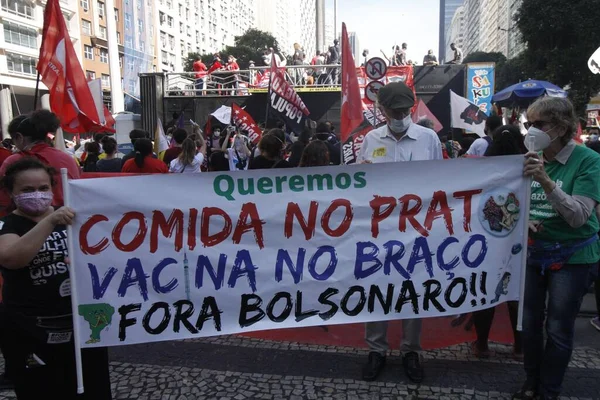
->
xmin=0 ymin=0 xmax=82 ymax=129
xmin=77 ymin=0 xmax=126 ymax=111
xmin=438 ymin=0 xmax=465 ymax=63
xmin=445 ymin=4 xmax=464 ymax=60
xmin=348 ymin=31 xmax=360 ymax=67
xmin=507 ymin=0 xmax=525 ymax=59
xmin=156 ymin=0 xmax=255 ymax=73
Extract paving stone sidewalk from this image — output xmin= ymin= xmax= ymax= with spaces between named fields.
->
xmin=0 ymin=334 xmax=599 ymax=400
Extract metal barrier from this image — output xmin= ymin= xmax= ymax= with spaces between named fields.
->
xmin=164 ymin=64 xmax=342 ymax=97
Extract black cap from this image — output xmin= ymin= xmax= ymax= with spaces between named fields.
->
xmin=377 ymin=82 xmax=415 ymax=109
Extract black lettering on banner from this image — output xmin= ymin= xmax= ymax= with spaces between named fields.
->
xmin=239 ymin=294 xmax=265 ymax=328
xmin=295 ymin=291 xmax=319 ymax=322
xmin=340 ymin=286 xmax=367 ymax=316
xmin=394 ymin=280 xmax=420 ymax=314
xmin=266 ymin=292 xmax=293 ymax=322
xmin=318 ymin=288 xmax=339 ymax=320
xmin=142 ymin=302 xmax=171 ymax=335
xmin=173 ymin=300 xmax=199 ymax=334
xmin=195 ymin=296 xmax=223 ymax=331
xmin=445 ymin=278 xmax=468 ymax=308
xmin=367 ymin=284 xmax=395 ymax=314
xmin=422 ymin=280 xmax=446 ymax=312
xmin=118 ymin=303 xmax=142 ymax=341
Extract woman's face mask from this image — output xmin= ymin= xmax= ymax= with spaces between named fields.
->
xmin=13 ymin=191 xmax=53 ymax=216
xmin=524 ymin=125 xmax=559 ymax=152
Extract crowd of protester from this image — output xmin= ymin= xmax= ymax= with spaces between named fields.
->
xmin=0 ymin=81 xmax=598 ymax=399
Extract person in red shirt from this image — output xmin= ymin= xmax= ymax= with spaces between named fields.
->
xmin=226 ymin=55 xmax=240 ymax=94
xmin=162 ymin=128 xmax=188 ymax=166
xmin=122 ymin=138 xmax=168 ymax=173
xmin=0 ymin=111 xmax=80 ymax=216
xmin=207 ymin=55 xmax=224 ymax=95
xmin=0 ymin=140 xmax=13 ymax=168
xmin=192 ymin=56 xmax=207 ymax=95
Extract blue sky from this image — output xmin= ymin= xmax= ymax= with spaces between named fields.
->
xmin=338 ymin=0 xmax=440 ymax=64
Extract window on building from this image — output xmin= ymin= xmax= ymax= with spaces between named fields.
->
xmin=161 ymin=50 xmax=168 ymax=63
xmin=117 ymin=31 xmax=121 ymax=43
xmin=128 ymin=80 xmax=136 ymax=93
xmin=1 ymin=0 xmax=34 ymax=19
xmin=138 ymin=40 xmax=144 ymax=51
xmin=6 ymin=52 xmax=36 ymax=76
xmin=100 ymin=48 xmax=108 ymax=63
xmin=138 ymin=19 xmax=143 ymax=32
xmin=114 ymin=8 xmax=118 ymax=21
xmin=84 ymin=45 xmax=94 ymax=60
xmin=136 ymin=0 xmax=141 ymax=10
xmin=178 ymin=4 xmax=182 ymax=14
xmin=179 ymin=22 xmax=183 ymax=34
xmin=127 ymin=59 xmax=134 ymax=71
xmin=125 ymin=36 xmax=133 ymax=48
xmin=86 ymin=70 xmax=96 ymax=80
xmin=80 ymin=0 xmax=89 ymax=10
xmin=81 ymin=19 xmax=92 ymax=35
xmin=119 ymin=56 xmax=123 ymax=68
xmin=97 ymin=1 xmax=104 ymax=17
xmin=167 ymin=16 xmax=173 ymax=28
xmin=98 ymin=25 xmax=107 ymax=39
xmin=101 ymin=74 xmax=110 ymax=87
xmin=166 ymin=0 xmax=172 ymax=8
xmin=2 ymin=21 xmax=37 ymax=49
xmin=159 ymin=11 xmax=165 ymax=24
xmin=124 ymin=13 xmax=131 ymax=29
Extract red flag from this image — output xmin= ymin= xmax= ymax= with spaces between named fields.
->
xmin=232 ymin=104 xmax=262 ymax=144
xmin=341 ymin=23 xmax=364 ymax=145
xmin=412 ymin=99 xmax=443 ymax=132
xmin=38 ymin=0 xmax=113 ymax=133
xmin=575 ymin=123 xmax=584 ymax=144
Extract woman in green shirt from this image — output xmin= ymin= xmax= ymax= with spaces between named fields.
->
xmin=514 ymin=97 xmax=600 ymax=400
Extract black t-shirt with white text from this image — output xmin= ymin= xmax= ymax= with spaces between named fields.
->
xmin=0 ymin=214 xmax=70 ymax=316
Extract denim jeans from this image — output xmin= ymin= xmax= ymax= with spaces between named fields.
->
xmin=522 ymin=262 xmax=595 ymax=396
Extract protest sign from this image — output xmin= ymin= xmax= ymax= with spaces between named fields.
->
xmin=67 ymin=157 xmax=528 ymax=349
xmin=467 ymin=63 xmax=495 ymax=115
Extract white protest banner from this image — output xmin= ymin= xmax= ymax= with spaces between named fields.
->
xmin=450 ymin=90 xmax=488 ymax=138
xmin=67 ymin=157 xmax=528 ymax=348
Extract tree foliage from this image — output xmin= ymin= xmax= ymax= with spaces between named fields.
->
xmin=184 ymin=29 xmax=281 ymax=72
xmin=516 ymin=0 xmax=600 ymax=116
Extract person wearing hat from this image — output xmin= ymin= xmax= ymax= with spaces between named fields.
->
xmin=358 ymin=81 xmax=442 ymax=383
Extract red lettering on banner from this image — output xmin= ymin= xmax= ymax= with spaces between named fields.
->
xmin=150 ymin=210 xmax=184 ymax=254
xmin=424 ymin=191 xmax=454 ymax=235
xmin=112 ymin=212 xmax=147 ymax=252
xmin=284 ymin=201 xmax=318 ymax=240
xmin=201 ymin=207 xmax=232 ymax=247
xmin=321 ymin=199 xmax=353 ymax=237
xmin=399 ymin=194 xmax=428 ymax=237
xmin=369 ymin=196 xmax=397 ymax=238
xmin=232 ymin=203 xmax=265 ymax=248
xmin=188 ymin=208 xmax=198 ymax=250
xmin=453 ymin=189 xmax=483 ymax=232
xmin=79 ymin=214 xmax=109 ymax=255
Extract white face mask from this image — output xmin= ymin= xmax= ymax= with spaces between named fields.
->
xmin=524 ymin=126 xmax=558 ymax=152
xmin=388 ymin=115 xmax=412 ymax=133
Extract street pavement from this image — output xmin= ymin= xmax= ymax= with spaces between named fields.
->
xmin=0 ymin=317 xmax=598 ymax=399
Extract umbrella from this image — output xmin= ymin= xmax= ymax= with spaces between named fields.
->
xmin=492 ymin=79 xmax=567 ymax=107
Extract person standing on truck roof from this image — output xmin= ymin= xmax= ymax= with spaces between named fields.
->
xmin=466 ymin=116 xmax=503 ymax=156
xmin=449 ymin=43 xmax=463 ymax=64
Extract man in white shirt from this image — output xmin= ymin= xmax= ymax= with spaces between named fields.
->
xmin=466 ymin=115 xmax=503 ymax=157
xmin=358 ymin=82 xmax=442 ymax=383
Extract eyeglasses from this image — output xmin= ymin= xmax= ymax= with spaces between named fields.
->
xmin=524 ymin=120 xmax=551 ymax=130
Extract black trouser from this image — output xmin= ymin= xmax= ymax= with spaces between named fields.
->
xmin=0 ymin=306 xmax=112 ymax=399
xmin=472 ymin=301 xmax=522 ymax=352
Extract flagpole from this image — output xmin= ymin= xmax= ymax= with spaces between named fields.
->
xmin=33 ymin=72 xmax=41 ymax=110
xmin=264 ymin=79 xmax=272 ymax=129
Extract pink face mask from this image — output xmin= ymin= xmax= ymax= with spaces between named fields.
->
xmin=13 ymin=191 xmax=53 ymax=215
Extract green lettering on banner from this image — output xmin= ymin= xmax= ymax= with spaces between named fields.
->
xmin=257 ymin=177 xmax=273 ymax=194
xmin=212 ymin=171 xmax=369 ymax=201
